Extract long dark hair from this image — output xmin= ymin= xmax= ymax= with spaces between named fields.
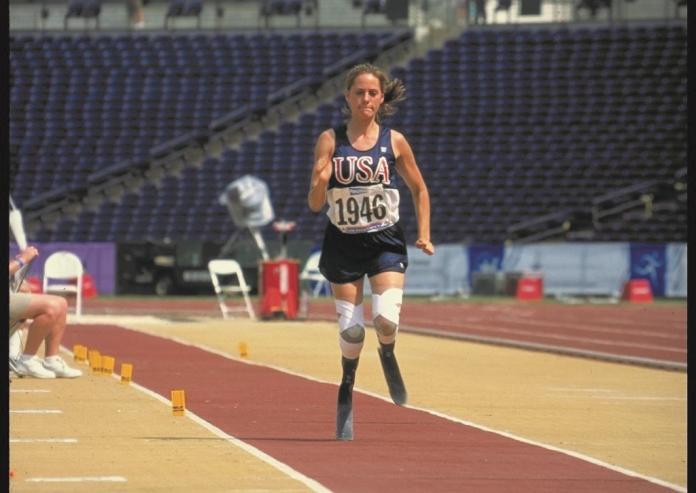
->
xmin=342 ymin=63 xmax=406 ymax=122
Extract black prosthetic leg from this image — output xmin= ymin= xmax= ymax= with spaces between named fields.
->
xmin=377 ymin=342 xmax=407 ymax=406
xmin=336 ymin=356 xmax=359 ymax=440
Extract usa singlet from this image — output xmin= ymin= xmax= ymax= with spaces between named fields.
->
xmin=325 ymin=126 xmax=400 ymax=234
xmin=318 ymin=125 xmax=409 ymax=284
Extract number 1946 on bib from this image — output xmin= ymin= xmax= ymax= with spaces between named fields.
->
xmin=327 ymin=186 xmax=400 ymax=234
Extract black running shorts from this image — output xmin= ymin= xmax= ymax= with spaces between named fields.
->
xmin=318 ymin=222 xmax=409 ymax=284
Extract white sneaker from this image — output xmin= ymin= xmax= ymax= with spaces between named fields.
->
xmin=9 ymin=329 xmax=24 ymax=361
xmin=15 ymin=356 xmax=56 ymax=379
xmin=9 ymin=356 xmax=21 ymax=376
xmin=43 ymin=356 xmax=82 ymax=378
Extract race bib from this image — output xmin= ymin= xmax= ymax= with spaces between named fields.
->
xmin=326 ymin=185 xmax=400 ymax=234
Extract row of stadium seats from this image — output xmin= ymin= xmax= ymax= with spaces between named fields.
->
xmin=10 ymin=23 xmax=686 ymax=244
xmin=10 ymin=30 xmax=397 ymax=206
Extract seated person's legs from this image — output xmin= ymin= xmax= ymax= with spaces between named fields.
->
xmin=10 ymin=292 xmax=81 ymax=379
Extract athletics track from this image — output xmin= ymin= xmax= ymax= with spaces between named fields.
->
xmin=10 ymin=297 xmax=686 ymax=492
xmin=59 ymin=322 xmax=680 ymax=493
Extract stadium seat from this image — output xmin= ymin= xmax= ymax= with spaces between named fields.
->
xmin=64 ymin=0 xmax=101 ymax=29
xmin=9 ymin=27 xmax=685 ymax=244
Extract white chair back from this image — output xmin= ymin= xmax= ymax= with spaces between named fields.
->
xmin=42 ymin=251 xmax=84 ymax=316
xmin=208 ymin=259 xmax=255 ymax=320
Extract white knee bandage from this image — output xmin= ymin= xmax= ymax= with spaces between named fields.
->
xmin=372 ymin=288 xmax=403 ymax=326
xmin=372 ymin=288 xmax=403 ymax=344
xmin=335 ymin=300 xmax=365 ymax=359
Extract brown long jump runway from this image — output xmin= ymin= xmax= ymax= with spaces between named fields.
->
xmin=59 ymin=323 xmax=679 ymax=493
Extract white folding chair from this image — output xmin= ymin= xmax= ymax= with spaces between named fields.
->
xmin=208 ymin=259 xmax=255 ymax=320
xmin=42 ymin=250 xmax=83 ymax=316
xmin=300 ymin=251 xmax=329 ymax=298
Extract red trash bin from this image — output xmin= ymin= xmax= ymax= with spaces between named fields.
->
xmin=259 ymin=259 xmax=299 ymax=319
xmin=622 ymin=279 xmax=653 ymax=303
xmin=516 ymin=275 xmax=543 ymax=301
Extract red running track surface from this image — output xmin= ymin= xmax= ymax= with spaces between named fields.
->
xmin=309 ymin=302 xmax=687 ymax=370
xmin=61 ymin=324 xmax=677 ymax=493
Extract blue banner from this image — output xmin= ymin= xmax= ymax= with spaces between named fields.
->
xmin=629 ymin=243 xmax=666 ymax=297
xmin=468 ymin=244 xmax=504 ymax=286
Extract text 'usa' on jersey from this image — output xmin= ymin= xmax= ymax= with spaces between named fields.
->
xmin=326 ymin=125 xmax=401 ymax=235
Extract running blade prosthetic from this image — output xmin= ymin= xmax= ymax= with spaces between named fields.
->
xmin=377 ymin=344 xmax=407 ymax=405
xmin=336 ymin=357 xmax=358 ymax=440
xmin=336 ymin=382 xmax=354 ymax=440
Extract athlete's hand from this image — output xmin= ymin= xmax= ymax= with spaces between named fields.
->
xmin=415 ymin=238 xmax=434 ymax=256
xmin=315 ymin=159 xmax=332 ymax=185
xmin=18 ymin=245 xmax=39 ymax=264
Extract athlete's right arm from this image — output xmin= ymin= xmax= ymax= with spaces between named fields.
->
xmin=307 ymin=129 xmax=335 ymax=213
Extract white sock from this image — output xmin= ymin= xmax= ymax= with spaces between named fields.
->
xmin=20 ymin=354 xmax=38 ymax=362
xmin=44 ymin=355 xmax=61 ymax=364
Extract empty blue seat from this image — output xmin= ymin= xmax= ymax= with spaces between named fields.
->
xmin=10 ymin=27 xmax=685 ymax=244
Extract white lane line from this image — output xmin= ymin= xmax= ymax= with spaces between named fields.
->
xmin=26 ymin=476 xmax=127 ymax=483
xmin=10 ymin=389 xmax=51 ymax=393
xmin=118 ymin=378 xmax=332 ymax=493
xmin=406 ymin=321 xmax=686 ymax=353
xmin=93 ymin=339 xmax=332 ymax=493
xmin=407 ymin=403 xmax=687 ymax=493
xmin=587 ymin=396 xmax=686 ymax=401
xmin=10 ymin=409 xmax=63 ymax=414
xmin=594 ymin=318 xmax=685 ymax=331
xmin=546 ymin=388 xmax=685 ymax=401
xmin=497 ymin=315 xmax=686 ymax=340
xmin=399 ymin=324 xmax=687 ymax=371
xmin=11 ymin=438 xmax=78 ymax=443
xmin=69 ymin=314 xmax=172 ymax=325
xmin=547 ymin=387 xmax=614 ymax=393
xmin=112 ymin=324 xmax=685 ymax=493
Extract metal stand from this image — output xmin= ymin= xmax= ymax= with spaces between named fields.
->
xmin=219 ymin=227 xmax=270 ymax=261
xmin=272 ymin=220 xmax=296 ymax=259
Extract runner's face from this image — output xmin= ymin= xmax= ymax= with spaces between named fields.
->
xmin=346 ymin=73 xmax=384 ymax=121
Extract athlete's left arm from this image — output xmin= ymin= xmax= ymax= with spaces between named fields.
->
xmin=393 ymin=131 xmax=434 ymax=256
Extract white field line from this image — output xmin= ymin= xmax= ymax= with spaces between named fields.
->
xmin=401 ymin=308 xmax=685 ymax=336
xmin=10 ymin=409 xmax=62 ymax=414
xmin=11 ymin=438 xmax=78 ymax=443
xmin=407 ymin=321 xmax=686 ymax=353
xmin=404 ymin=404 xmax=686 ymax=493
xmin=496 ymin=315 xmax=686 ymax=340
xmin=10 ymin=389 xmax=51 ymax=393
xmin=68 ymin=314 xmax=170 ymax=325
xmin=546 ymin=387 xmax=615 ymax=392
xmin=111 ymin=374 xmax=332 ymax=493
xmin=400 ymin=324 xmax=686 ymax=371
xmin=586 ymin=396 xmax=686 ymax=401
xmin=545 ymin=387 xmax=685 ymax=401
xmin=26 ymin=476 xmax=127 ymax=483
xmin=593 ymin=317 xmax=685 ymax=330
xmin=546 ymin=387 xmax=686 ymax=402
xmin=450 ymin=304 xmax=685 ymax=330
xmin=60 ymin=344 xmax=332 ymax=492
